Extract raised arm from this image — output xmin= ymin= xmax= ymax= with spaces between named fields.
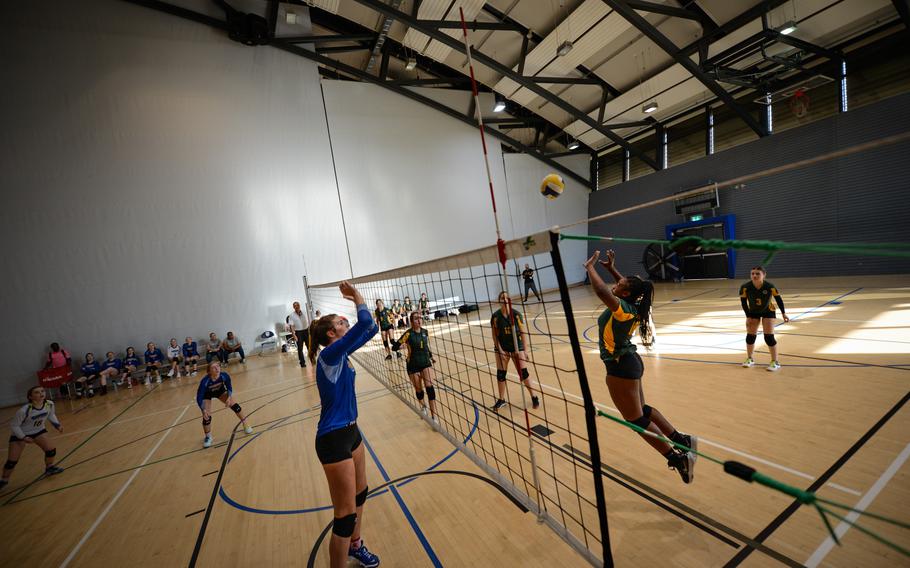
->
xmin=601 ymin=249 xmax=623 ymax=282
xmin=321 ymin=283 xmax=378 ymax=364
xmin=584 ymin=251 xmax=621 ymax=312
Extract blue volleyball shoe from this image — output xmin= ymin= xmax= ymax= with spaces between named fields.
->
xmin=349 ymin=542 xmax=380 ymax=567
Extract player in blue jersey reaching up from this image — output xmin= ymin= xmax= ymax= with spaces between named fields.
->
xmin=309 ymin=281 xmax=380 ymax=568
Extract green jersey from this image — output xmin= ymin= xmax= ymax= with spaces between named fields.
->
xmin=739 ymin=281 xmax=780 ymax=314
xmin=597 ymin=298 xmax=639 ymax=362
xmin=491 ymin=308 xmax=525 ymax=352
xmin=375 ymin=308 xmax=393 ymax=329
xmin=397 ymin=328 xmax=431 ymax=366
xmin=391 ymin=303 xmax=402 ymax=316
xmin=419 ymin=297 xmax=429 ymax=310
xmin=403 ymin=301 xmax=414 ymax=313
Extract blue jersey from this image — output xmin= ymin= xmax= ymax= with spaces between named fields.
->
xmin=124 ymin=355 xmax=141 ymax=367
xmin=182 ymin=342 xmax=199 ymax=357
xmin=315 ymin=304 xmax=378 ymax=438
xmin=81 ymin=361 xmax=101 ymax=376
xmin=102 ymin=358 xmax=122 ymax=371
xmin=196 ymin=372 xmax=233 ymax=409
xmin=144 ymin=348 xmax=164 ymax=364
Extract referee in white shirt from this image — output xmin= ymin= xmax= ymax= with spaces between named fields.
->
xmin=288 ymin=301 xmax=310 ymax=368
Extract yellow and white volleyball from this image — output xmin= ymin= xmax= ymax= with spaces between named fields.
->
xmin=540 ymin=173 xmax=564 ymax=200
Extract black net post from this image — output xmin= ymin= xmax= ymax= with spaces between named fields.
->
xmin=548 ymin=230 xmax=614 ymax=567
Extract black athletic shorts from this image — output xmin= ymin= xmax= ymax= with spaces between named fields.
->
xmin=380 ymin=324 xmax=393 ymax=332
xmin=605 ymin=352 xmax=644 ymax=380
xmin=10 ymin=429 xmax=47 ymax=443
xmin=746 ymin=311 xmax=776 ymax=320
xmin=146 ymin=363 xmax=161 ymax=372
xmin=407 ymin=361 xmax=432 ymax=375
xmin=203 ymin=384 xmax=228 ymax=400
xmin=315 ymin=423 xmax=362 ymax=465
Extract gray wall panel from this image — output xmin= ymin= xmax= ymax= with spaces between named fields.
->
xmin=588 ymin=91 xmax=910 ymax=279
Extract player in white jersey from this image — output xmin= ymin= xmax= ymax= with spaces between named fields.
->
xmin=166 ymin=338 xmax=182 ymax=378
xmin=1 ymin=386 xmax=64 ymax=489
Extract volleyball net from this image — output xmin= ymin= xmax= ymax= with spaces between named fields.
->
xmin=308 ymin=231 xmax=611 ymax=565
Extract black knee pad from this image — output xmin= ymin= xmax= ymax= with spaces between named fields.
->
xmin=642 ymin=405 xmax=652 ymax=421
xmin=416 ymin=390 xmax=425 ymax=400
xmin=391 ymin=341 xmax=400 ymax=352
xmin=4 ymin=460 xmax=17 ymax=470
xmin=356 ymin=487 xmax=368 ymax=507
xmin=746 ymin=333 xmax=757 ymax=345
xmin=520 ymin=368 xmax=530 ymax=380
xmin=230 ymin=403 xmax=242 ymax=413
xmin=383 ymin=339 xmax=389 ymax=349
xmin=629 ymin=413 xmax=651 ymax=430
xmin=45 ymin=448 xmax=56 ymax=458
xmin=202 ymin=416 xmax=212 ymax=426
xmin=426 ymin=385 xmax=436 ymax=401
xmin=332 ymin=513 xmax=357 ymax=537
xmin=764 ymin=334 xmax=777 ymax=346
xmin=496 ymin=369 xmax=507 ymax=382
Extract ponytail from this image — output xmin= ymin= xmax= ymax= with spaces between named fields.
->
xmin=627 ymin=276 xmax=655 ymax=347
xmin=308 ymin=315 xmax=337 ymax=365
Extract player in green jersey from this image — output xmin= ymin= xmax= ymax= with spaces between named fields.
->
xmin=585 ymin=249 xmax=697 ymax=484
xmin=740 ymin=266 xmax=789 ymax=372
xmin=394 ymin=312 xmax=439 ymax=424
xmin=418 ymin=292 xmax=430 ymax=318
xmin=490 ymin=291 xmax=540 ymax=412
xmin=374 ymin=299 xmax=399 ymax=360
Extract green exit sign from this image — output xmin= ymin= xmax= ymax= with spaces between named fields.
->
xmin=689 ymin=214 xmax=704 ymax=222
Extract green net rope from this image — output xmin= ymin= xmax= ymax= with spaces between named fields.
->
xmin=559 ymin=234 xmax=910 ymax=266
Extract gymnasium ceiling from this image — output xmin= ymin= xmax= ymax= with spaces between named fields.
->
xmin=135 ymin=0 xmax=908 ymax=175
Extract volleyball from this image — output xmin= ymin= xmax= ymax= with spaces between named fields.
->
xmin=540 ymin=173 xmax=565 ymax=200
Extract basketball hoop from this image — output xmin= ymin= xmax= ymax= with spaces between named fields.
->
xmin=790 ymin=88 xmax=810 ymax=118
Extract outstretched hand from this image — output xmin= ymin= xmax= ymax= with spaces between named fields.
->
xmin=600 ymin=249 xmax=616 ymax=269
xmin=339 ymin=281 xmax=357 ymax=301
xmin=584 ymin=250 xmax=601 ymax=269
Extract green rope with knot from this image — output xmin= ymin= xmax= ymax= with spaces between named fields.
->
xmin=559 ymin=234 xmax=910 ymax=267
xmin=596 ymin=409 xmax=910 ymax=556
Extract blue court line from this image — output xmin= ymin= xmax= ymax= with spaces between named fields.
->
xmin=361 ymin=430 xmax=443 ymax=568
xmin=219 ymin=398 xmax=480 ymax=515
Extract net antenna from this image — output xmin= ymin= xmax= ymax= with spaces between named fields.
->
xmin=458 ymin=7 xmax=545 ymax=520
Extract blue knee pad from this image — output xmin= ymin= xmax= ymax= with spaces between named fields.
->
xmin=496 ymin=370 xmax=507 ymax=382
xmin=764 ymin=334 xmax=777 ymax=346
xmin=746 ymin=333 xmax=757 ymax=345
xmin=332 ymin=513 xmax=357 ymax=537
xmin=426 ymin=385 xmax=436 ymax=401
xmin=416 ymin=390 xmax=425 ymax=400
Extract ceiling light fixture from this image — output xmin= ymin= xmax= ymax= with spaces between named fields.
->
xmin=557 ymin=40 xmax=574 ymax=57
xmin=567 ymin=139 xmax=580 ymax=150
xmin=642 ymin=101 xmax=658 ymax=114
xmin=493 ymin=95 xmax=507 ymax=113
xmin=405 ymin=56 xmax=417 ymax=70
xmin=779 ymin=21 xmax=798 ymax=35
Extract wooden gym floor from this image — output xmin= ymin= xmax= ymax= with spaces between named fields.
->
xmin=0 ymin=275 xmax=907 ymax=567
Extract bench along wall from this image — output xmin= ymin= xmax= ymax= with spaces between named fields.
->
xmin=0 ymin=0 xmax=346 ymax=406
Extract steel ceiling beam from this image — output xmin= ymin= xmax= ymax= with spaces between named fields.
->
xmin=352 ymin=0 xmax=658 ymax=168
xmin=529 ymin=76 xmax=603 ymax=85
xmin=893 ymin=0 xmax=910 ymax=29
xmin=624 ymin=0 xmax=704 ymax=22
xmin=419 ymin=20 xmax=523 ymax=32
xmin=603 ymin=0 xmax=767 ymax=138
xmin=283 ymin=33 xmax=376 ymax=43
xmin=119 ymin=0 xmax=591 ymax=188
